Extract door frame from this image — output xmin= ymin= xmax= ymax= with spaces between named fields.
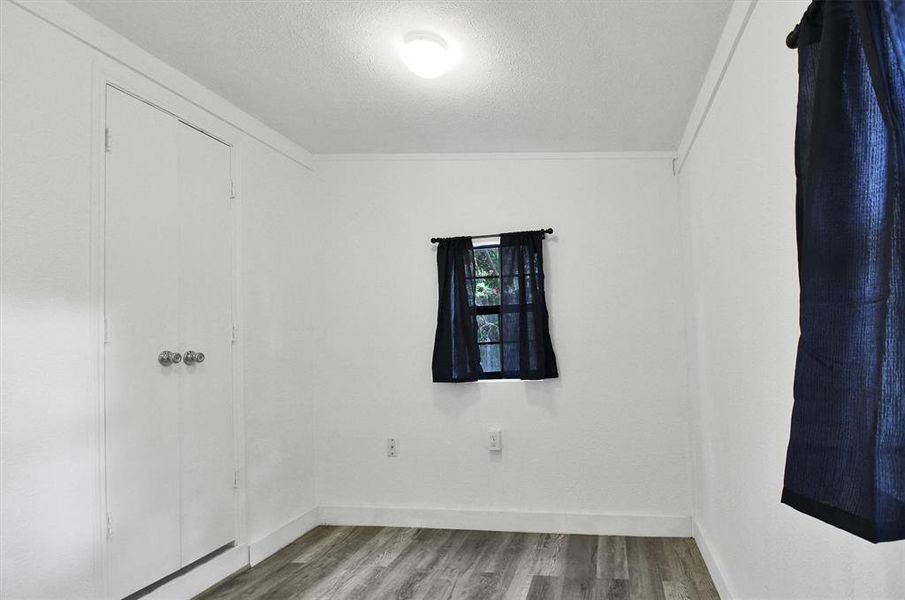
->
xmin=90 ymin=61 xmax=247 ymax=600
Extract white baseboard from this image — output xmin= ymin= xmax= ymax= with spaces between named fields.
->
xmin=320 ymin=505 xmax=692 ymax=537
xmin=693 ymin=519 xmax=734 ymax=600
xmin=144 ymin=545 xmax=247 ymax=600
xmin=248 ymin=507 xmax=322 ymax=566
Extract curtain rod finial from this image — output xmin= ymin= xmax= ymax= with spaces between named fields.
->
xmin=786 ymin=24 xmax=800 ymax=49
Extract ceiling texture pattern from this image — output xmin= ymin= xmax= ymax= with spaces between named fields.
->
xmin=72 ymin=0 xmax=732 ymax=154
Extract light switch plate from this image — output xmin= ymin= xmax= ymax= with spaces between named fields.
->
xmin=488 ymin=428 xmax=502 ymax=452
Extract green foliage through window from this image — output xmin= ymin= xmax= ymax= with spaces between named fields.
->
xmin=472 ymin=245 xmax=506 ymax=375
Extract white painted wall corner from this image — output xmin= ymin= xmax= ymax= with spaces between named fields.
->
xmin=693 ymin=519 xmax=736 ymax=600
xmin=675 ymin=0 xmax=757 ymax=175
xmin=248 ymin=507 xmax=322 ymax=566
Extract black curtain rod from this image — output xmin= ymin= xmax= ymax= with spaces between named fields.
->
xmin=430 ymin=228 xmax=553 ymax=244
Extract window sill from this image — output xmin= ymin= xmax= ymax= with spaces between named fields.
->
xmin=476 ymin=378 xmax=548 ymax=383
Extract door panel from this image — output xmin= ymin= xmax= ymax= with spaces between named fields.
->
xmin=177 ymin=123 xmax=236 ymax=565
xmin=104 ymin=87 xmax=182 ymax=599
xmin=105 ymin=89 xmax=236 ymax=597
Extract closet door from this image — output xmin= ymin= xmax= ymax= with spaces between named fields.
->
xmin=104 ymin=87 xmax=182 ymax=599
xmin=176 ymin=123 xmax=236 ymax=564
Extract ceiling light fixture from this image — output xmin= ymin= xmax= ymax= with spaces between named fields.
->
xmin=400 ymin=31 xmax=456 ymax=79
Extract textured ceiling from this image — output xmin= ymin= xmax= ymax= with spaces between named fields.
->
xmin=71 ymin=0 xmax=732 ymax=154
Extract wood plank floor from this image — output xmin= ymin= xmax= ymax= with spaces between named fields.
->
xmin=198 ymin=526 xmax=719 ymax=600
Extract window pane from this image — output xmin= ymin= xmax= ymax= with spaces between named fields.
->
xmin=480 ymin=343 xmax=501 ymax=372
xmin=500 ymin=246 xmax=518 ymax=275
xmin=501 ymin=341 xmax=538 ymax=372
xmin=474 ymin=247 xmax=500 ymax=276
xmin=465 ymin=277 xmax=476 ymax=307
xmin=477 ymin=314 xmax=500 ymax=343
xmin=501 ymin=246 xmax=538 ymax=275
xmin=474 ymin=277 xmax=501 ymax=306
xmin=524 ymin=251 xmax=538 ymax=274
xmin=502 ymin=276 xmax=534 ymax=304
xmin=502 ymin=342 xmax=519 ymax=372
xmin=502 ymin=276 xmax=517 ymax=303
xmin=502 ymin=311 xmax=535 ymax=341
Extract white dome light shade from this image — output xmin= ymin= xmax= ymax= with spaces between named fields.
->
xmin=400 ymin=31 xmax=456 ymax=79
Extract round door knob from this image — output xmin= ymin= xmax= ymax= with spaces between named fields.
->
xmin=184 ymin=350 xmax=205 ymax=365
xmin=158 ymin=350 xmax=182 ymax=366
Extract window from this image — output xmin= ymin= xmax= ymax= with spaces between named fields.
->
xmin=431 ymin=230 xmax=557 ymax=383
xmin=469 ymin=242 xmax=537 ymax=379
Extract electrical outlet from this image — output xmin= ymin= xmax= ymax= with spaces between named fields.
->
xmin=488 ymin=428 xmax=502 ymax=452
xmin=386 ymin=438 xmax=398 ymax=457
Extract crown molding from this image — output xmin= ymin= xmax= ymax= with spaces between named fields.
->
xmin=315 ymin=151 xmax=677 ymax=162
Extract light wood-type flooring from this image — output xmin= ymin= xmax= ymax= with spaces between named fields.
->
xmin=198 ymin=526 xmax=719 ymax=600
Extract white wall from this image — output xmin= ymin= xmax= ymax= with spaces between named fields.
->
xmin=678 ymin=1 xmax=905 ymax=598
xmin=312 ymin=156 xmax=693 ymax=530
xmin=241 ymin=149 xmax=319 ymax=545
xmin=0 ymin=2 xmax=317 ymax=597
xmin=0 ymin=4 xmax=99 ymax=598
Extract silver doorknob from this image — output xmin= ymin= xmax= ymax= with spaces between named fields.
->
xmin=183 ymin=350 xmax=205 ymax=365
xmin=158 ymin=350 xmax=183 ymax=366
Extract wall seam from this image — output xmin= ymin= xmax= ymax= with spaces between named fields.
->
xmin=675 ymin=0 xmax=758 ymax=175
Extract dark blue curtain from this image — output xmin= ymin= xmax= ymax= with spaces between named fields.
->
xmin=783 ymin=0 xmax=905 ymax=543
xmin=499 ymin=231 xmax=559 ymax=380
xmin=432 ymin=237 xmax=482 ymax=382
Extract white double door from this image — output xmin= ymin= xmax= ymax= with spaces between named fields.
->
xmin=104 ymin=86 xmax=236 ymax=600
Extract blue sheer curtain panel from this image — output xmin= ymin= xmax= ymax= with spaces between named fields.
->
xmin=432 ymin=237 xmax=482 ymax=382
xmin=499 ymin=231 xmax=559 ymax=380
xmin=783 ymin=0 xmax=905 ymax=543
